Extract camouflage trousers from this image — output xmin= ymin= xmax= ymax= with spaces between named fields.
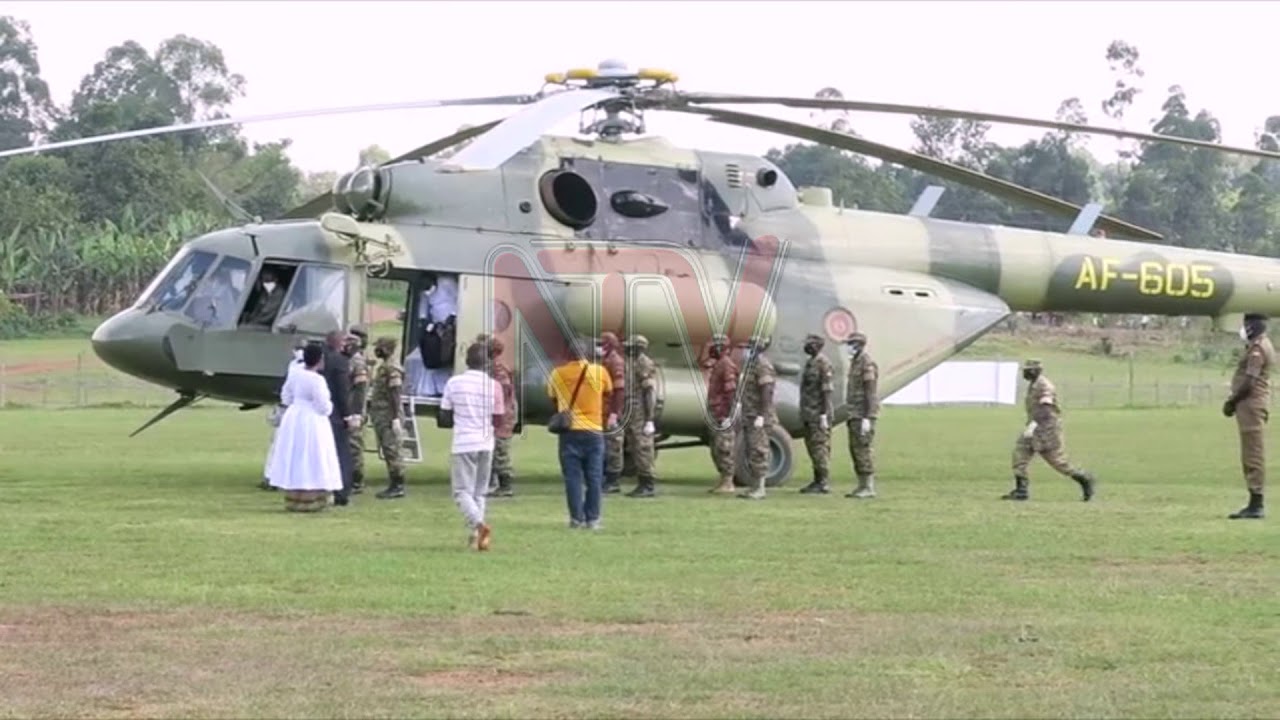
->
xmin=372 ymin=413 xmax=405 ymax=477
xmin=1011 ymin=422 xmax=1077 ymax=478
xmin=606 ymin=425 xmax=625 ymax=477
xmin=624 ymin=410 xmax=656 ymax=477
xmin=492 ymin=436 xmax=513 ymax=479
xmin=1236 ymin=405 xmax=1268 ymax=494
xmin=743 ymin=421 xmax=772 ymax=487
xmin=802 ymin=419 xmax=831 ymax=480
xmin=709 ymin=422 xmax=737 ymax=480
xmin=847 ymin=418 xmax=876 ymax=476
xmin=349 ymin=422 xmax=366 ymax=478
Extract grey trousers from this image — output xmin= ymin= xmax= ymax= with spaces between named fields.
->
xmin=451 ymin=450 xmax=494 ymax=529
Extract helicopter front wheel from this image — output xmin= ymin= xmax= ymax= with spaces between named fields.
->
xmin=733 ymin=424 xmax=794 ymax=488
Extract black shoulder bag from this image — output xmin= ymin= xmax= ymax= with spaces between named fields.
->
xmin=547 ymin=365 xmax=588 ymax=435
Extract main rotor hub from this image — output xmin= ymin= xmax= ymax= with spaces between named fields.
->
xmin=542 ymin=60 xmax=679 ymax=142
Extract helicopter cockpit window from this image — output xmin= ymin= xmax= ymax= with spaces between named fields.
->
xmin=184 ymin=256 xmax=252 ymax=329
xmin=273 ymin=264 xmax=346 ymax=335
xmin=136 ymin=249 xmax=218 ymax=313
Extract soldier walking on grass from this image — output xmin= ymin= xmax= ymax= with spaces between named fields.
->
xmin=623 ymin=334 xmax=660 ymax=498
xmin=1222 ymin=312 xmax=1272 ymax=520
xmin=705 ymin=333 xmax=739 ymax=494
xmin=798 ymin=333 xmax=835 ymax=494
xmin=738 ymin=335 xmax=777 ymax=501
xmin=844 ymin=332 xmax=879 ymax=499
xmin=369 ymin=336 xmax=409 ymax=500
xmin=1002 ymin=359 xmax=1096 ymax=502
xmin=344 ymin=326 xmax=370 ymax=495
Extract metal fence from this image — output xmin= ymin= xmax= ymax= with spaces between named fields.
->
xmin=0 ymin=351 xmax=1237 ymax=411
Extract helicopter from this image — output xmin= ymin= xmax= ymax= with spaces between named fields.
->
xmin=8 ymin=58 xmax=1280 ymax=488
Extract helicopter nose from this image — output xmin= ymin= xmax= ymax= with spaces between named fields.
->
xmin=91 ymin=309 xmax=172 ymax=381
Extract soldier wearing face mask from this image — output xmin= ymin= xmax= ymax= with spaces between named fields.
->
xmin=598 ymin=332 xmax=626 ymax=494
xmin=344 ymin=326 xmax=370 ymax=495
xmin=244 ymin=268 xmax=285 ymax=327
xmin=704 ymin=333 xmax=739 ymax=494
xmin=1222 ymin=313 xmax=1273 ymax=520
xmin=798 ymin=333 xmax=835 ymax=494
xmin=843 ymin=332 xmax=880 ymax=499
xmin=1002 ymin=360 xmax=1095 ymax=503
xmin=738 ymin=335 xmax=777 ymax=501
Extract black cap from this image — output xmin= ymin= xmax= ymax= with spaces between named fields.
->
xmin=1245 ymin=313 xmax=1268 ymax=323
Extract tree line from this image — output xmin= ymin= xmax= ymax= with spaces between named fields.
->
xmin=1 ymin=18 xmax=1277 ymax=337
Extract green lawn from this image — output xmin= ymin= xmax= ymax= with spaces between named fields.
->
xmin=0 ymin=404 xmax=1274 ymax=718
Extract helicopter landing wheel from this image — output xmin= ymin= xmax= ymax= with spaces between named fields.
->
xmin=733 ymin=424 xmax=794 ymax=489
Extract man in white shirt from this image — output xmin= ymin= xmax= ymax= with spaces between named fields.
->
xmin=438 ymin=341 xmax=505 ymax=551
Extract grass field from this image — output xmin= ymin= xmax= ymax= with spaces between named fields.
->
xmin=1 ymin=397 xmax=1276 ymax=718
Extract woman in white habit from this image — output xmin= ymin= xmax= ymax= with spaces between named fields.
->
xmin=267 ymin=342 xmax=344 ymax=511
xmin=260 ymin=341 xmax=307 ymax=490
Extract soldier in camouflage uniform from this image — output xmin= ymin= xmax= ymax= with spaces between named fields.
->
xmin=1222 ymin=312 xmax=1272 ymax=520
xmin=738 ymin=335 xmax=777 ymax=500
xmin=844 ymin=332 xmax=880 ymax=499
xmin=704 ymin=333 xmax=739 ymax=494
xmin=369 ymin=336 xmax=409 ymax=500
xmin=798 ymin=333 xmax=835 ymax=494
xmin=623 ymin=334 xmax=660 ymax=498
xmin=1003 ymin=359 xmax=1096 ymax=502
xmin=344 ymin=326 xmax=370 ymax=495
xmin=599 ymin=331 xmax=626 ymax=494
xmin=477 ymin=333 xmax=519 ymax=499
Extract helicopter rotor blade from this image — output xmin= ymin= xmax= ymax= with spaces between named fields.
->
xmin=0 ymin=95 xmax=535 ymax=160
xmin=672 ymin=105 xmax=1163 ymax=241
xmin=279 ymin=118 xmax=504 ymax=220
xmin=445 ymin=88 xmax=622 ymax=171
xmin=678 ymin=93 xmax=1280 ymax=162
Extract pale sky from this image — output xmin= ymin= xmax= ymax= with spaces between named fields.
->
xmin=8 ymin=1 xmax=1279 ymax=178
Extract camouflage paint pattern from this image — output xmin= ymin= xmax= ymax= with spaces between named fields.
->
xmin=88 ymin=132 xmax=1280 ymax=484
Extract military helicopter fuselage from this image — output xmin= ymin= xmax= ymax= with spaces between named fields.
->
xmin=90 ymin=132 xmax=1280 ymax=484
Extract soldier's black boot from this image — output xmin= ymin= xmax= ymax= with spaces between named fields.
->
xmin=1001 ymin=475 xmax=1029 ymax=501
xmin=627 ymin=475 xmax=656 ymax=498
xmin=1071 ymin=471 xmax=1095 ymax=502
xmin=376 ymin=471 xmax=406 ymax=500
xmin=603 ymin=472 xmax=622 ymax=494
xmin=351 ymin=470 xmax=365 ymax=495
xmin=488 ymin=473 xmax=515 ymax=498
xmin=1228 ymin=492 xmax=1265 ymax=519
xmin=799 ymin=469 xmax=829 ymax=494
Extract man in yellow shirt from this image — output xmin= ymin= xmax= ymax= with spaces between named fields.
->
xmin=546 ymin=338 xmax=614 ymax=530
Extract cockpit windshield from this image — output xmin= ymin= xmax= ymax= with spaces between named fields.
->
xmin=135 ymin=249 xmax=218 ymax=313
xmin=184 ymin=256 xmax=253 ymax=329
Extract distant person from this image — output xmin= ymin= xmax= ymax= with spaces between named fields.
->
xmin=1221 ymin=313 xmax=1273 ymax=520
xmin=738 ymin=335 xmax=777 ymax=501
xmin=798 ymin=333 xmax=835 ymax=495
xmin=369 ymin=336 xmax=410 ymax=500
xmin=322 ymin=330 xmax=360 ymax=506
xmin=1001 ymin=360 xmax=1096 ymax=502
xmin=438 ymin=342 xmax=505 ymax=551
xmin=244 ymin=268 xmax=285 ymax=327
xmin=622 ymin=335 xmax=660 ymax=498
xmin=477 ymin=333 xmax=519 ymax=498
xmin=844 ymin=332 xmax=880 ymax=499
xmin=546 ymin=338 xmax=613 ymax=530
xmin=266 ymin=342 xmax=344 ymax=512
xmin=261 ymin=340 xmax=307 ymax=491
xmin=598 ymin=332 xmax=627 ymax=494
xmin=704 ymin=333 xmax=739 ymax=494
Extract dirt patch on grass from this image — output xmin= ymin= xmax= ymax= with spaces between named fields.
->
xmin=3 ymin=359 xmax=78 ymax=376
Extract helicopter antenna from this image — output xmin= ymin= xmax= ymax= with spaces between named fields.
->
xmin=195 ymin=169 xmax=259 ymax=224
